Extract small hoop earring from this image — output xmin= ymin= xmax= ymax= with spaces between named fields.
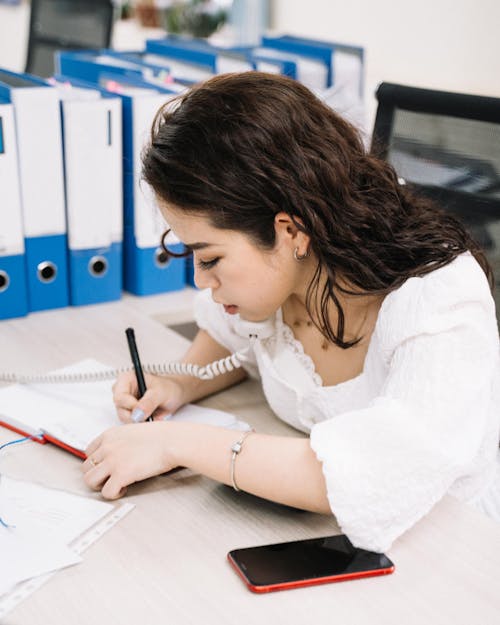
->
xmin=293 ymin=247 xmax=309 ymax=261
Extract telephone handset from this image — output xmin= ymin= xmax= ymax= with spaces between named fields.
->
xmin=0 ymin=317 xmax=275 ymax=385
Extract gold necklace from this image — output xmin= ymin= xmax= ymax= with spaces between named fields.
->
xmin=289 ymin=301 xmax=374 ymax=351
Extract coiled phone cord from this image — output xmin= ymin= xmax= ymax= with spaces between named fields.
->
xmin=0 ymin=345 xmax=252 ymax=385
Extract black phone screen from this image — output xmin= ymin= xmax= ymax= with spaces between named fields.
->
xmin=228 ymin=534 xmax=394 ymax=587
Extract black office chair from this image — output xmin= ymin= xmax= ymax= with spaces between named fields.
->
xmin=25 ymin=0 xmax=115 ymax=78
xmin=371 ymin=82 xmax=500 ymax=320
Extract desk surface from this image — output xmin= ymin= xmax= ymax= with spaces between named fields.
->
xmin=1 ymin=295 xmax=500 ymax=625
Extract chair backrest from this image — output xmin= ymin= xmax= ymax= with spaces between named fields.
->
xmin=371 ymin=82 xmax=500 ymax=319
xmin=25 ymin=0 xmax=115 ymax=78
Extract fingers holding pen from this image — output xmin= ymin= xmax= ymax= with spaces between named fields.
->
xmin=115 ymin=388 xmax=169 ymax=423
xmin=113 ymin=375 xmax=154 ymax=422
xmin=83 ymin=327 xmax=179 ymax=498
xmin=129 ymin=389 xmax=162 ymax=423
xmin=113 ymin=374 xmax=185 ymax=423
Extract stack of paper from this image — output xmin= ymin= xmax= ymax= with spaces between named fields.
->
xmin=0 ymin=476 xmax=125 ymax=597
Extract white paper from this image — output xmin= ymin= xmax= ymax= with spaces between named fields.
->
xmin=0 ymin=359 xmax=250 ymax=453
xmin=0 ymin=530 xmax=81 ymax=596
xmin=0 ymin=477 xmax=114 ymax=596
xmin=0 ymin=476 xmax=114 ymax=543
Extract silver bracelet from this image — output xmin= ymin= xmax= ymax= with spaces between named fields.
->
xmin=230 ymin=429 xmax=255 ymax=492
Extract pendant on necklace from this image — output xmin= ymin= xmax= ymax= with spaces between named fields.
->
xmin=292 ymin=319 xmax=314 ymax=328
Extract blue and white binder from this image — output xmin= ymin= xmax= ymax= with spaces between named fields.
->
xmin=256 ymin=36 xmax=365 ymax=129
xmin=144 ymin=37 xmax=295 ymax=80
xmin=0 ymin=69 xmax=69 ymax=312
xmin=145 ymin=37 xmax=254 ymax=78
xmin=57 ymin=68 xmax=186 ymax=296
xmin=84 ymin=38 xmax=289 ymax=88
xmin=56 ymin=50 xmax=189 ymax=92
xmin=101 ymin=49 xmax=199 ymax=89
xmin=261 ymin=35 xmax=364 ymax=97
xmin=53 ymin=79 xmax=123 ymax=306
xmin=56 ymin=50 xmax=147 ymax=84
xmin=0 ymin=100 xmax=28 ymax=319
xmin=245 ymin=50 xmax=296 ymax=78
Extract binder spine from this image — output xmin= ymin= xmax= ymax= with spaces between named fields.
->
xmin=0 ymin=99 xmax=29 ymax=319
xmin=0 ymin=254 xmax=29 ymax=320
xmin=68 ymin=243 xmax=122 ymax=306
xmin=120 ymin=94 xmax=185 ymax=296
xmin=123 ymin=227 xmax=185 ymax=295
xmin=58 ymin=52 xmax=144 ymax=85
xmin=24 ymin=234 xmax=69 ymax=311
xmin=145 ymin=40 xmax=218 ymax=72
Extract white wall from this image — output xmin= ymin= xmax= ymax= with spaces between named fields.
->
xmin=271 ymin=0 xmax=500 ymax=133
xmin=0 ymin=1 xmax=30 ymax=72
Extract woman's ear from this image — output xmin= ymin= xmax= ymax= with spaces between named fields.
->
xmin=274 ymin=212 xmax=310 ymax=256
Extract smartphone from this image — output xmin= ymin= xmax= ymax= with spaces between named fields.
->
xmin=228 ymin=534 xmax=395 ymax=593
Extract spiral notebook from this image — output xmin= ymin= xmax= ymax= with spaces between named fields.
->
xmin=0 ymin=359 xmax=250 ymax=459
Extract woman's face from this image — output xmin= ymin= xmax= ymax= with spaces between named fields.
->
xmin=161 ymin=205 xmax=311 ymax=322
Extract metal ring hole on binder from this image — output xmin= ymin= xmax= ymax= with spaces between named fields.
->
xmin=0 ymin=270 xmax=10 ymax=293
xmin=89 ymin=256 xmax=108 ymax=278
xmin=155 ymin=247 xmax=170 ymax=269
xmin=36 ymin=261 xmax=57 ymax=284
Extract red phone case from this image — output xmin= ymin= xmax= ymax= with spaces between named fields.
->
xmin=227 ymin=551 xmax=395 ymax=593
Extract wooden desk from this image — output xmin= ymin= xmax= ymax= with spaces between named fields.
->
xmin=1 ymin=296 xmax=499 ymax=625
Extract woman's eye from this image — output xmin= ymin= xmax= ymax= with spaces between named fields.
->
xmin=196 ymin=257 xmax=220 ymax=270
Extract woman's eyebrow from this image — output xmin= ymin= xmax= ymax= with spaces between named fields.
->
xmin=184 ymin=242 xmax=214 ymax=251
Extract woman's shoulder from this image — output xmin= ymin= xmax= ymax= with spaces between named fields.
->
xmin=377 ymin=252 xmax=497 ymax=346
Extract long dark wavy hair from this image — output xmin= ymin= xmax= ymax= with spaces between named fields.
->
xmin=143 ymin=72 xmax=493 ymax=348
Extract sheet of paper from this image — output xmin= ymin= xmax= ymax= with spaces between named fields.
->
xmin=0 ymin=476 xmax=114 ymax=543
xmin=0 ymin=476 xmax=114 ymax=596
xmin=0 ymin=530 xmax=81 ymax=596
xmin=0 ymin=359 xmax=250 ymax=452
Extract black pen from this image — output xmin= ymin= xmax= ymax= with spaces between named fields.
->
xmin=125 ymin=327 xmax=152 ymax=422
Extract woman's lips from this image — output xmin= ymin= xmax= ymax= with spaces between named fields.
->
xmin=223 ymin=305 xmax=239 ymax=315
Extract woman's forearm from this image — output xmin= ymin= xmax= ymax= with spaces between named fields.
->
xmin=166 ymin=421 xmax=331 ymax=514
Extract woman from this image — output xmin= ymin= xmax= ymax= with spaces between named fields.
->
xmin=83 ymin=73 xmax=500 ymax=553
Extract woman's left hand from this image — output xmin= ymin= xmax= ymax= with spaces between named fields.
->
xmin=81 ymin=422 xmax=174 ymax=499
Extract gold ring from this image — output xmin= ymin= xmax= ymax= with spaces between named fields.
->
xmin=90 ymin=457 xmax=99 ymax=467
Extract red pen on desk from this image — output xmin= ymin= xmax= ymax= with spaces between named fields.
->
xmin=125 ymin=327 xmax=152 ymax=422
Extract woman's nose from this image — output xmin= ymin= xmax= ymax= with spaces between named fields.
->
xmin=193 ymin=266 xmax=219 ymax=290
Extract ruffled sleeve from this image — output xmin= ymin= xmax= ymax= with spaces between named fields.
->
xmin=310 ymin=254 xmax=500 ymax=552
xmin=193 ymin=289 xmax=259 ymax=379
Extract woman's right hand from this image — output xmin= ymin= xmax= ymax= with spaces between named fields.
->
xmin=112 ymin=372 xmax=186 ymax=423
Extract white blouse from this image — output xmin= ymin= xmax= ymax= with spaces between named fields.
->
xmin=193 ymin=252 xmax=500 ymax=552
